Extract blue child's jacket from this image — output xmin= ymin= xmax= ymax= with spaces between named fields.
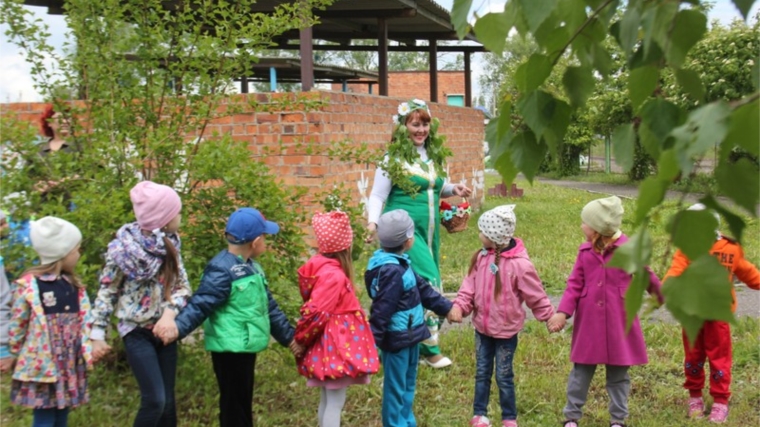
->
xmin=364 ymin=250 xmax=452 ymax=352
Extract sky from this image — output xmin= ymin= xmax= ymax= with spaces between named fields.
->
xmin=0 ymin=0 xmax=757 ymax=103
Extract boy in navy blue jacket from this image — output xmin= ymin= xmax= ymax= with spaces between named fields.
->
xmin=365 ymin=209 xmax=460 ymax=427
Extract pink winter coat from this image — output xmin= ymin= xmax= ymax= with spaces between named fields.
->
xmin=454 ymin=239 xmax=555 ymax=339
xmin=557 ymin=234 xmax=663 ymax=366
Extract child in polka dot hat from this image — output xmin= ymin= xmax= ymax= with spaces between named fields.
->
xmin=451 ymin=205 xmax=555 ymax=427
xmin=293 ymin=211 xmax=379 ymax=427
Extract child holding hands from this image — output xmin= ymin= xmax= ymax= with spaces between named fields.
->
xmin=161 ymin=207 xmax=299 ymax=427
xmin=294 ymin=211 xmax=379 ymax=427
xmin=90 ymin=181 xmax=192 ymax=427
xmin=364 ymin=209 xmax=460 ymax=427
xmin=451 ymin=205 xmax=555 ymax=427
xmin=8 ymin=216 xmax=93 ymax=427
xmin=663 ymin=203 xmax=760 ymax=423
xmin=548 ymin=196 xmax=663 ymax=427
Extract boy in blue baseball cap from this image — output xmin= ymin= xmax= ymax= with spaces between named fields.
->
xmin=157 ymin=207 xmax=300 ymax=427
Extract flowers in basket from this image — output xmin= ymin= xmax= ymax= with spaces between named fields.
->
xmin=439 ymin=200 xmax=472 ymax=233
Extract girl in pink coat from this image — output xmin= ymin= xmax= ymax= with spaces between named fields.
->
xmin=548 ymin=196 xmax=663 ymax=427
xmin=451 ymin=205 xmax=555 ymax=427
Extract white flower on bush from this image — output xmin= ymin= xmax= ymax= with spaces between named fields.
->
xmin=398 ymin=102 xmax=411 ymax=116
xmin=412 ymin=98 xmax=426 ymax=106
xmin=392 ymin=114 xmax=399 ymax=124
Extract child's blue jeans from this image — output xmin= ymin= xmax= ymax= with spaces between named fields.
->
xmin=381 ymin=345 xmax=420 ymax=427
xmin=123 ymin=327 xmax=178 ymax=427
xmin=473 ymin=330 xmax=518 ymax=421
xmin=32 ymin=407 xmax=69 ymax=427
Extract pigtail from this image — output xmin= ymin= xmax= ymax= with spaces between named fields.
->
xmin=492 ymin=244 xmax=506 ymax=299
xmin=160 ymin=235 xmax=180 ymax=301
xmin=591 ymin=233 xmax=617 ymax=254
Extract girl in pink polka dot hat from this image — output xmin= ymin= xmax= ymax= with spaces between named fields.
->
xmin=294 ymin=211 xmax=379 ymax=427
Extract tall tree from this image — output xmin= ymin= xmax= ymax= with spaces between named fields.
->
xmin=1 ymin=0 xmax=331 ymax=296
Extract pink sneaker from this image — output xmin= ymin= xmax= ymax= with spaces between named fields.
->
xmin=470 ymin=415 xmax=491 ymax=427
xmin=562 ymin=421 xmax=579 ymax=427
xmin=708 ymin=403 xmax=728 ymax=423
xmin=502 ymin=420 xmax=518 ymax=427
xmin=688 ymin=397 xmax=705 ymax=418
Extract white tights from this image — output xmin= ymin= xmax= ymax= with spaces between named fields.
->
xmin=318 ymin=387 xmax=347 ymax=427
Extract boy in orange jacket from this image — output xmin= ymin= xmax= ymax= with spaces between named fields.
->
xmin=663 ymin=203 xmax=760 ymax=423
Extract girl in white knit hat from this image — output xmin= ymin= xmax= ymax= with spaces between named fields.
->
xmin=7 ymin=216 xmax=94 ymax=426
xmin=548 ymin=196 xmax=664 ymax=427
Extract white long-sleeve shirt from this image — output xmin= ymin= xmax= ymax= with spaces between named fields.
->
xmin=367 ymin=145 xmax=455 ymax=224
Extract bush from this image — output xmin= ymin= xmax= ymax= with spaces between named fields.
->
xmin=628 ymin=138 xmax=657 ymax=181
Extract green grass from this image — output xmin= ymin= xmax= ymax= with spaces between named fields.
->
xmin=545 ymin=171 xmax=633 ymax=186
xmin=2 ymin=176 xmax=758 ymax=426
xmin=3 ymin=320 xmax=757 ymax=426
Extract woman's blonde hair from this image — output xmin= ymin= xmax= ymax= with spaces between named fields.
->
xmin=20 ymin=260 xmax=84 ymax=289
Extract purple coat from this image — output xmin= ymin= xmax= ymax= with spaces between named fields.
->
xmin=557 ymin=234 xmax=663 ymax=366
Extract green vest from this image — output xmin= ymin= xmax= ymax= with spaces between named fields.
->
xmin=203 ymin=272 xmax=270 ymax=353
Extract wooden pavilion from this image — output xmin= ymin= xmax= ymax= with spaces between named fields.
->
xmin=23 ymin=0 xmax=484 ymax=106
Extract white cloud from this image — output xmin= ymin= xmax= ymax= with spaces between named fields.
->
xmin=2 ymin=2 xmax=757 ymax=103
xmin=0 ymin=52 xmax=41 ymax=103
xmin=0 ymin=6 xmax=69 ymax=103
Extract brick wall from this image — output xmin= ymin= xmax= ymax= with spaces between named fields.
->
xmin=330 ymin=71 xmax=466 ymax=104
xmin=1 ymin=90 xmax=485 ymax=245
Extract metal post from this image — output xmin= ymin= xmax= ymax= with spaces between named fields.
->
xmin=464 ymin=51 xmax=471 ymax=107
xmin=270 ymin=67 xmax=277 ymax=92
xmin=605 ymin=134 xmax=611 ymax=174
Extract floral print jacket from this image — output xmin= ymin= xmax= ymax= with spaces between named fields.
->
xmin=9 ymin=274 xmax=93 ymax=383
xmin=90 ymin=253 xmax=192 ymax=340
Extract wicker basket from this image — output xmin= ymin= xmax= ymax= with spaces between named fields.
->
xmin=441 ymin=212 xmax=470 ymax=233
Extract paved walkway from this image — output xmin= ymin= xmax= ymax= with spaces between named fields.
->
xmin=536 ymin=177 xmax=759 ymax=216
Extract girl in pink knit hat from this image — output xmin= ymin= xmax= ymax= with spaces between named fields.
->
xmin=90 ymin=181 xmax=192 ymax=427
xmin=293 ymin=211 xmax=379 ymax=427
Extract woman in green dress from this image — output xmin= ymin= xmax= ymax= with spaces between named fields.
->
xmin=365 ymin=99 xmax=472 ymax=368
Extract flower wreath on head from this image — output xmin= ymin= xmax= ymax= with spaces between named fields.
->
xmin=381 ymin=99 xmax=453 ymax=195
xmin=392 ymin=98 xmax=430 ymax=126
